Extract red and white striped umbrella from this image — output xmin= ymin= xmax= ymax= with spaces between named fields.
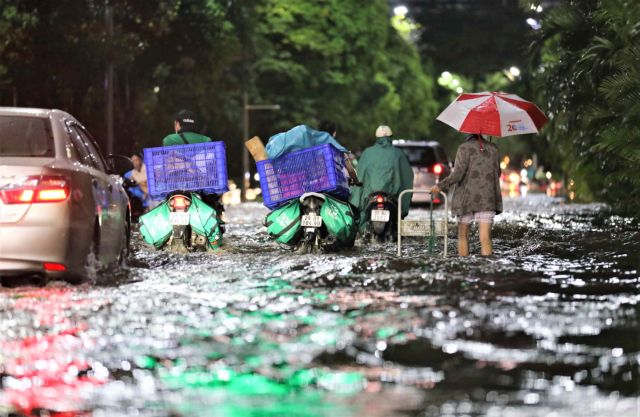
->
xmin=436 ymin=92 xmax=548 ymax=137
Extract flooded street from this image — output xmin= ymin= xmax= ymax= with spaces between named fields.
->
xmin=0 ymin=195 xmax=638 ymax=417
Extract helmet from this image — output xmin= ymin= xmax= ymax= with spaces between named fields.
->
xmin=375 ymin=125 xmax=393 ymax=138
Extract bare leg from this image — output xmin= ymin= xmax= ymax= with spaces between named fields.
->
xmin=479 ymin=222 xmax=493 ymax=256
xmin=458 ymin=223 xmax=470 ymax=256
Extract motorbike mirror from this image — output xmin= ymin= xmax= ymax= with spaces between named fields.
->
xmin=107 ymin=154 xmax=134 ymax=176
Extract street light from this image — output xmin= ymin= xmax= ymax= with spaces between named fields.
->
xmin=242 ymin=92 xmax=280 ymax=201
xmin=393 ymin=5 xmax=408 ymax=17
xmin=526 ymin=18 xmax=541 ymax=30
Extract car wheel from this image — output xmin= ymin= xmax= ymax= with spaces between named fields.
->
xmin=67 ymin=220 xmax=101 ymax=284
xmin=1 ymin=274 xmax=47 ymax=287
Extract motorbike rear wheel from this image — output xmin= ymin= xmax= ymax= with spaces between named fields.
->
xmin=169 ymin=225 xmax=191 ymax=253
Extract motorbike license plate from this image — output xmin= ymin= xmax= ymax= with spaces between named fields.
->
xmin=301 ymin=214 xmax=322 ymax=228
xmin=371 ymin=209 xmax=390 ymax=222
xmin=170 ymin=211 xmax=190 ymax=225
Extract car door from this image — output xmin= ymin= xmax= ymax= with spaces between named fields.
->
xmin=75 ymin=124 xmax=129 ymax=249
xmin=65 ymin=121 xmax=120 ymax=262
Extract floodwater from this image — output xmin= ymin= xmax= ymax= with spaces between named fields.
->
xmin=0 ymin=195 xmax=638 ymax=417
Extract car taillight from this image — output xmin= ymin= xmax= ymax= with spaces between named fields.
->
xmin=44 ymin=262 xmax=67 ymax=272
xmin=0 ymin=176 xmax=70 ymax=204
xmin=433 ymin=163 xmax=443 ymax=175
xmin=169 ymin=195 xmax=191 ymax=211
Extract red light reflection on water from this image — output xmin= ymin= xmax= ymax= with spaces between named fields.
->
xmin=0 ymin=287 xmax=109 ymax=416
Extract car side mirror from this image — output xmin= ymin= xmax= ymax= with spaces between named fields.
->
xmin=107 ymin=154 xmax=134 ymax=176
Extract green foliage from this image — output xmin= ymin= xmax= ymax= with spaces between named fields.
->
xmin=0 ymin=1 xmax=37 ymax=85
xmin=252 ymin=0 xmax=437 ymax=150
xmin=532 ymin=0 xmax=640 ymax=213
xmin=0 ymin=0 xmax=438 ymax=178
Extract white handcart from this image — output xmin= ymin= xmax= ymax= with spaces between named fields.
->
xmin=397 ymin=189 xmax=450 ymax=257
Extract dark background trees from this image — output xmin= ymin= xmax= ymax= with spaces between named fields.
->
xmin=0 ymin=0 xmax=438 ymax=180
xmin=1 ymin=0 xmax=638 ymax=212
xmin=404 ymin=0 xmax=545 ymax=162
xmin=530 ymin=0 xmax=640 ymax=212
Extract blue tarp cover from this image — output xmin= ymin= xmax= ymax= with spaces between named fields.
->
xmin=265 ymin=125 xmax=348 ymax=159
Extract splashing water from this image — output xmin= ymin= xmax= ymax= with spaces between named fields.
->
xmin=0 ymin=196 xmax=637 ymax=416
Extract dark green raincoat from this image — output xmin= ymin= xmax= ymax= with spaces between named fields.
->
xmin=349 ymin=137 xmax=414 ymax=228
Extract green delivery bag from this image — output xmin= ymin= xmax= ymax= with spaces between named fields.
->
xmin=320 ymin=196 xmax=356 ymax=245
xmin=188 ymin=193 xmax=222 ymax=248
xmin=139 ymin=201 xmax=172 ymax=248
xmin=265 ymin=200 xmax=302 ymax=245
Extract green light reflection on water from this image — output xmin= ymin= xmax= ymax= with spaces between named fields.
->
xmin=160 ymin=367 xmax=365 ymax=417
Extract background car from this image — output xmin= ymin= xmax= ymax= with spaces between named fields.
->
xmin=392 ymin=140 xmax=451 ymax=204
xmin=0 ymin=107 xmax=132 ymax=284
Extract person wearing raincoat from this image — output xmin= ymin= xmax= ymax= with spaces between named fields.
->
xmin=349 ymin=125 xmax=414 ymax=231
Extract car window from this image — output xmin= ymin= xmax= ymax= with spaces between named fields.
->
xmin=76 ymin=125 xmax=109 ymax=171
xmin=67 ymin=123 xmax=105 ymax=171
xmin=0 ymin=115 xmax=54 ymax=157
xmin=399 ymin=146 xmax=437 ymax=166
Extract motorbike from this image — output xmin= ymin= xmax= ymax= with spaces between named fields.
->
xmin=297 ymin=193 xmax=334 ymax=254
xmin=138 ymin=140 xmax=229 ymax=252
xmin=265 ymin=192 xmax=357 ymax=254
xmin=165 ymin=192 xmax=225 ymax=253
xmin=139 ymin=190 xmax=224 ymax=253
xmin=363 ymin=191 xmax=398 ymax=243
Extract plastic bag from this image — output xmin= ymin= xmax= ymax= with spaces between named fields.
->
xmin=139 ymin=201 xmax=172 ymax=248
xmin=188 ymin=194 xmax=222 ymax=248
xmin=320 ymin=196 xmax=356 ymax=245
xmin=265 ymin=199 xmax=302 ymax=245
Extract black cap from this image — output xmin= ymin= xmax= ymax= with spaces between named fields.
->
xmin=174 ymin=110 xmax=198 ymax=132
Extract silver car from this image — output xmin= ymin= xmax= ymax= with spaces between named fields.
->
xmin=0 ymin=107 xmax=131 ymax=283
xmin=393 ymin=140 xmax=452 ymax=204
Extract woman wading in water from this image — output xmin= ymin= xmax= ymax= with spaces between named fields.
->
xmin=431 ymin=134 xmax=502 ymax=256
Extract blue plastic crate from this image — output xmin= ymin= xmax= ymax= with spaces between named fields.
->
xmin=257 ymin=143 xmax=349 ymax=209
xmin=144 ymin=141 xmax=229 ymax=199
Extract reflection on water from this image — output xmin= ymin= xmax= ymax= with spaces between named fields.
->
xmin=0 ymin=196 xmax=638 ymax=416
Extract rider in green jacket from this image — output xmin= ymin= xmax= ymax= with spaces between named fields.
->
xmin=349 ymin=125 xmax=414 ymax=231
xmin=162 ymin=110 xmax=212 ymax=146
xmin=162 ymin=110 xmax=224 ymax=233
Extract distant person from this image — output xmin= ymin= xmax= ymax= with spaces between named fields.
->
xmin=162 ymin=110 xmax=212 ymax=146
xmin=349 ymin=125 xmax=414 ymax=231
xmin=317 ymin=120 xmax=360 ymax=185
xmin=123 ymin=153 xmax=151 ymax=218
xmin=128 ymin=153 xmax=148 ymax=196
xmin=430 ymin=134 xmax=502 ymax=256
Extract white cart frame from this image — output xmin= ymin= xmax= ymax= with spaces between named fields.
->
xmin=397 ymin=190 xmax=449 ymax=257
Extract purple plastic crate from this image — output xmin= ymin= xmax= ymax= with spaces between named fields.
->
xmin=257 ymin=143 xmax=349 ymax=209
xmin=144 ymin=141 xmax=229 ymax=199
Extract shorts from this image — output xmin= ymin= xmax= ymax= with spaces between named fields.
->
xmin=459 ymin=211 xmax=495 ymax=225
